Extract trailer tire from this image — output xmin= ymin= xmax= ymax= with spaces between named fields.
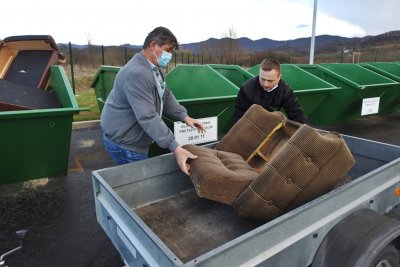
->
xmin=312 ymin=209 xmax=400 ymax=267
xmin=370 ymin=244 xmax=399 ymax=267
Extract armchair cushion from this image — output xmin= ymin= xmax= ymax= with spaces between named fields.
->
xmin=183 ymin=144 xmax=259 ymax=205
xmin=233 ymin=124 xmax=355 ymax=221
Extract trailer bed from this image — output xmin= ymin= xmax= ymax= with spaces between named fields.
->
xmin=93 ymin=135 xmax=400 ymax=266
xmin=135 ymin=189 xmax=262 ymax=262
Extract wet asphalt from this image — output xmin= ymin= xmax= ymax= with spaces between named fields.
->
xmin=0 ymin=123 xmax=122 ymax=267
xmin=0 ymin=112 xmax=399 ymax=267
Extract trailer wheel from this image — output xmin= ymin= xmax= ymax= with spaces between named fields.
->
xmin=371 ymin=244 xmax=399 ymax=267
xmin=312 ymin=209 xmax=400 ymax=267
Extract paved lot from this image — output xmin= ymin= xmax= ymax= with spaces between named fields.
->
xmin=0 ymin=123 xmax=122 ymax=267
xmin=0 ymin=112 xmax=399 ymax=267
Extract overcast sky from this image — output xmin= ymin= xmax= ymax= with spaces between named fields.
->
xmin=2 ymin=0 xmax=399 ymax=46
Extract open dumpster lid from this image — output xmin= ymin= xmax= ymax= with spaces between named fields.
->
xmin=2 ymin=35 xmax=64 ymax=60
xmin=0 ymin=35 xmax=66 ymax=89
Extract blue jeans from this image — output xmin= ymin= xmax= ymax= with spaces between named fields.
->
xmin=103 ymin=139 xmax=147 ymax=165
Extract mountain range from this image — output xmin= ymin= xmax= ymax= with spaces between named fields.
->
xmin=179 ymin=30 xmax=400 ymax=54
xmin=69 ymin=30 xmax=400 ymax=54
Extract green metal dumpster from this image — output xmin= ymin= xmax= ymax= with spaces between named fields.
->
xmin=248 ymin=64 xmax=259 ymax=76
xmin=91 ymin=64 xmax=240 ymax=157
xmin=1 ymin=66 xmax=81 ymax=184
xmin=360 ymin=62 xmax=400 ymax=114
xmin=148 ymin=65 xmax=240 ymax=156
xmin=166 ymin=64 xmax=239 ymax=135
xmin=297 ymin=63 xmax=399 ymax=125
xmin=91 ymin=65 xmax=121 ymax=112
xmin=208 ymin=64 xmax=253 ymax=87
xmin=247 ymin=64 xmax=340 ymax=125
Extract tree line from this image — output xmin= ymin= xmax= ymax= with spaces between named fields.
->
xmin=57 ymin=34 xmax=400 ymax=70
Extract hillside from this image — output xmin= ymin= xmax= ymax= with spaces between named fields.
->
xmin=64 ymin=30 xmax=400 ymax=55
xmin=180 ymin=31 xmax=400 ymax=54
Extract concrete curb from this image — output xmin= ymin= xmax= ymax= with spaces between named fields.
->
xmin=72 ymin=120 xmax=100 ymax=129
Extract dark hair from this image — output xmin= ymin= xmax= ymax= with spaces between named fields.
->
xmin=143 ymin=26 xmax=179 ymax=50
xmin=260 ymin=59 xmax=281 ymax=75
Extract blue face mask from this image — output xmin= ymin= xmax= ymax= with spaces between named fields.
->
xmin=153 ymin=46 xmax=172 ymax=67
xmin=158 ymin=50 xmax=172 ymax=67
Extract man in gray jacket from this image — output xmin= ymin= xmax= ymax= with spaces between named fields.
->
xmin=101 ymin=27 xmax=205 ymax=175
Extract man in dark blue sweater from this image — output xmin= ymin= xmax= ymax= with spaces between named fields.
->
xmin=233 ymin=59 xmax=309 ymax=124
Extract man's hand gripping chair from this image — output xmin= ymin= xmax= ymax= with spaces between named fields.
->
xmin=183 ymin=104 xmax=355 ymax=221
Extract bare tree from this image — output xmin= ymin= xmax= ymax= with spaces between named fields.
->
xmin=200 ymin=40 xmax=211 ymax=61
xmin=218 ymin=26 xmax=244 ymax=64
xmin=86 ymin=32 xmax=97 ymax=67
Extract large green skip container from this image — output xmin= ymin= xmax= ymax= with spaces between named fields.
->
xmin=247 ymin=64 xmax=259 ymax=76
xmin=297 ymin=63 xmax=399 ymax=125
xmin=208 ymin=64 xmax=253 ymax=87
xmin=91 ymin=65 xmax=121 ymax=112
xmin=149 ymin=65 xmax=240 ymax=156
xmin=248 ymin=64 xmax=340 ymax=125
xmin=1 ymin=66 xmax=81 ymax=184
xmin=360 ymin=62 xmax=400 ymax=114
xmin=92 ymin=65 xmax=240 ymax=135
xmin=166 ymin=64 xmax=239 ymax=135
xmin=91 ymin=65 xmax=240 ymax=156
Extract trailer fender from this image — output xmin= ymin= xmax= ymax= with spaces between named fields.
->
xmin=312 ymin=208 xmax=400 ymax=267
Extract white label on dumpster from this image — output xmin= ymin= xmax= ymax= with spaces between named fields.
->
xmin=361 ymin=97 xmax=380 ymax=116
xmin=174 ymin=117 xmax=218 ymax=145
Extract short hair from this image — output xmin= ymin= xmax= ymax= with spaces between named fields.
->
xmin=143 ymin=26 xmax=179 ymax=50
xmin=260 ymin=59 xmax=281 ymax=75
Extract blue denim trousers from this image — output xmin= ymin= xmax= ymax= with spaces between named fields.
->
xmin=103 ymin=139 xmax=147 ymax=165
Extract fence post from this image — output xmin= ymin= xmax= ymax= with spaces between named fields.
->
xmin=174 ymin=51 xmax=177 ymax=67
xmin=340 ymin=49 xmax=344 ymax=63
xmin=68 ymin=42 xmax=75 ymax=94
xmin=101 ymin=45 xmax=105 ymax=65
xmin=124 ymin=47 xmax=128 ymax=64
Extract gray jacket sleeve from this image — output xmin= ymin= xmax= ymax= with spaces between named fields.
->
xmin=123 ymin=66 xmax=184 ymax=152
xmin=163 ymin=86 xmax=188 ymax=122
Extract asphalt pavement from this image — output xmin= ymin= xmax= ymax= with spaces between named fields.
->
xmin=0 ymin=112 xmax=399 ymax=267
xmin=0 ymin=122 xmax=122 ymax=267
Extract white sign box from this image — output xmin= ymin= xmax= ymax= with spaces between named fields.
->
xmin=361 ymin=97 xmax=380 ymax=116
xmin=174 ymin=117 xmax=218 ymax=145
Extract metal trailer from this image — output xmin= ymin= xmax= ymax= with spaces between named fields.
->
xmin=92 ymin=135 xmax=400 ymax=267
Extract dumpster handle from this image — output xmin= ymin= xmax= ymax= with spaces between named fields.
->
xmin=162 ymin=106 xmax=229 ymax=123
xmin=78 ymin=106 xmax=90 ymax=112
